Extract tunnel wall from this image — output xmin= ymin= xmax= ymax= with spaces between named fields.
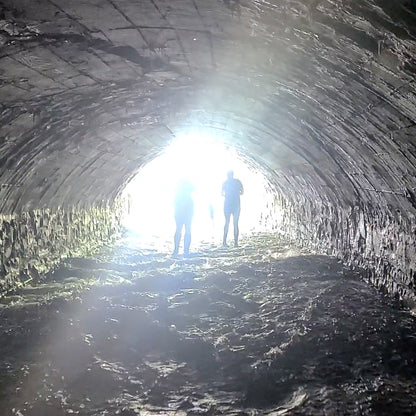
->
xmin=274 ymin=194 xmax=416 ymax=306
xmin=0 ymin=202 xmax=125 ymax=295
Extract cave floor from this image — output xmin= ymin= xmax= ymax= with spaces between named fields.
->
xmin=1 ymin=233 xmax=416 ymax=415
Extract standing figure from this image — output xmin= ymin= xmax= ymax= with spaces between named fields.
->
xmin=222 ymin=170 xmax=244 ymax=247
xmin=173 ymin=179 xmax=195 ymax=256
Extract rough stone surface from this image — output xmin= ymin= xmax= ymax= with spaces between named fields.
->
xmin=273 ymin=194 xmax=416 ymax=304
xmin=0 ymin=202 xmax=124 ymax=294
xmin=3 ymin=236 xmax=416 ymax=414
xmin=1 ymin=0 xmax=416 ymax=298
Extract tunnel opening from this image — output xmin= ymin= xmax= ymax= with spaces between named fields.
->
xmin=120 ymin=133 xmax=278 ymax=252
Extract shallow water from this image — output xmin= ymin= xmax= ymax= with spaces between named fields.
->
xmin=1 ymin=233 xmax=416 ymax=415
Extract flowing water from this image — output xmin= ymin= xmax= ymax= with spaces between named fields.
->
xmin=1 ymin=233 xmax=416 ymax=415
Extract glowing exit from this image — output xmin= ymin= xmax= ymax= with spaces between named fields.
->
xmin=122 ymin=134 xmax=272 ymax=247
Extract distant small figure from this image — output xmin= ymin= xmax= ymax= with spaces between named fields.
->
xmin=209 ymin=203 xmax=214 ymax=221
xmin=173 ymin=179 xmax=195 ymax=256
xmin=222 ymin=170 xmax=244 ymax=247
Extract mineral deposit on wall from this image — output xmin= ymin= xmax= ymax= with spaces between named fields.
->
xmin=0 ymin=203 xmax=124 ymax=293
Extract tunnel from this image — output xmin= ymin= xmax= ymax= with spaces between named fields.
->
xmin=1 ymin=0 xmax=416 ymax=414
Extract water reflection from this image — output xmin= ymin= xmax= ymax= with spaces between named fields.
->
xmin=1 ymin=233 xmax=416 ymax=415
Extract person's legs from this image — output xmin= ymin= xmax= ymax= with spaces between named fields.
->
xmin=233 ymin=206 xmax=241 ymax=246
xmin=184 ymin=217 xmax=192 ymax=256
xmin=223 ymin=210 xmax=231 ymax=246
xmin=173 ymin=218 xmax=183 ymax=255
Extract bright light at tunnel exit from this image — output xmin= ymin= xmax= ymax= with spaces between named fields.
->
xmin=122 ymin=133 xmax=274 ymax=248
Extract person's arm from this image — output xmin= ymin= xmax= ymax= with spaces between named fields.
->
xmin=221 ymin=182 xmax=226 ymax=197
xmin=239 ymin=181 xmax=244 ymax=195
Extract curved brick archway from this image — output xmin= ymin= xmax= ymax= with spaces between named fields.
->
xmin=1 ymin=0 xmax=416 ymax=301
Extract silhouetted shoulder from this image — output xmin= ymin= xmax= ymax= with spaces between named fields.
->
xmin=176 ymin=180 xmax=194 ymax=196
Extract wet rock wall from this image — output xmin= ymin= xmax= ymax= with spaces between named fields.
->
xmin=0 ymin=202 xmax=124 ymax=294
xmin=273 ymin=194 xmax=416 ymax=305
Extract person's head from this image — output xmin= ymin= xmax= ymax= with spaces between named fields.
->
xmin=175 ymin=178 xmax=191 ymax=194
xmin=227 ymin=170 xmax=234 ymax=179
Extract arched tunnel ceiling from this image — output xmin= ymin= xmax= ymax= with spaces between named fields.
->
xmin=1 ymin=0 xmax=416 ymax=213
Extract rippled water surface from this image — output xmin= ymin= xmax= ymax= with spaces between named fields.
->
xmin=1 ymin=233 xmax=416 ymax=415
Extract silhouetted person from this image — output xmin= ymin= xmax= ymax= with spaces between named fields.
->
xmin=222 ymin=170 xmax=244 ymax=247
xmin=173 ymin=179 xmax=195 ymax=256
xmin=209 ymin=203 xmax=214 ymax=221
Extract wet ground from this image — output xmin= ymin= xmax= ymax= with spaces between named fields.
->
xmin=1 ymin=233 xmax=416 ymax=415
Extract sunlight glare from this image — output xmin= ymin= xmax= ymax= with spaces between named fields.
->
xmin=122 ymin=133 xmax=273 ymax=248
